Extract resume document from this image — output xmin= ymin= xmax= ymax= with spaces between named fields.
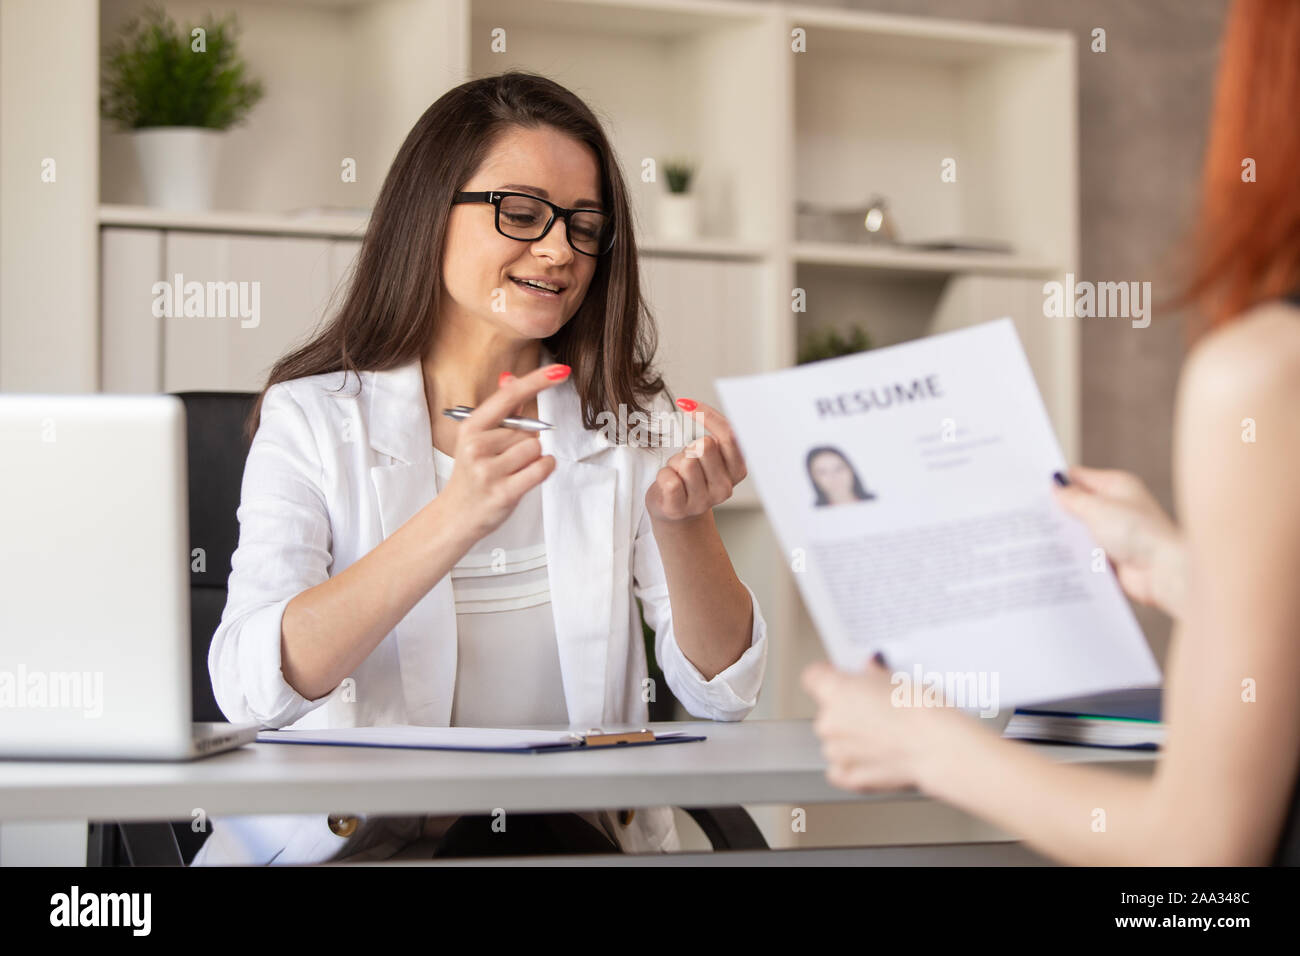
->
xmin=716 ymin=318 xmax=1160 ymax=710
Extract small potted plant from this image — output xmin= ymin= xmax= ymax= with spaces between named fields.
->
xmin=101 ymin=4 xmax=264 ymax=211
xmin=797 ymin=324 xmax=873 ymax=365
xmin=658 ymin=158 xmax=698 ymax=241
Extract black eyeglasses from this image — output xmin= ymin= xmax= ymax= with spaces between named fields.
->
xmin=452 ymin=190 xmax=615 ymax=257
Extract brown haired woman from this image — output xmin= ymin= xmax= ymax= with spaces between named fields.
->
xmin=804 ymin=0 xmax=1300 ymax=865
xmin=192 ymin=72 xmax=767 ymax=864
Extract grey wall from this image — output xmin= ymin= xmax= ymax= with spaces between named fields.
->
xmin=772 ymin=0 xmax=1230 ymax=661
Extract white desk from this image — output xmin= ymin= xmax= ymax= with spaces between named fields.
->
xmin=0 ymin=719 xmax=1156 ymax=865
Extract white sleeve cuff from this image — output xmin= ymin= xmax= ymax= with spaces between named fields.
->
xmin=659 ymin=580 xmax=768 ymax=720
xmin=215 ymin=594 xmax=332 ymax=728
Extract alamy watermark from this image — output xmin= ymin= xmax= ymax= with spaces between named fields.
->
xmin=151 ymin=273 xmax=260 ymax=328
xmin=0 ymin=665 xmax=103 ymax=718
xmin=594 ymin=404 xmax=700 ymax=452
xmin=888 ymin=664 xmax=1001 ymax=718
xmin=1042 ymin=272 xmax=1151 ymax=329
xmin=50 ymin=886 xmax=150 ymax=935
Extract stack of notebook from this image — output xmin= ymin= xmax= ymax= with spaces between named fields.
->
xmin=1002 ymin=687 xmax=1163 ymax=750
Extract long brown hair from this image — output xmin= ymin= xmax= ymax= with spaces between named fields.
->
xmin=1180 ymin=0 xmax=1300 ymax=343
xmin=244 ymin=70 xmax=666 ymax=444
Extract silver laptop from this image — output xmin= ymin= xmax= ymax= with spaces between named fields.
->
xmin=0 ymin=393 xmax=258 ymax=759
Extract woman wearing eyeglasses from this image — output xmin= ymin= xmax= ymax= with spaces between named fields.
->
xmin=803 ymin=0 xmax=1300 ymax=866
xmin=191 ymin=71 xmax=767 ymax=865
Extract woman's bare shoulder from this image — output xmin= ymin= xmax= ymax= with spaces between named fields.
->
xmin=1179 ymin=300 xmax=1300 ymax=413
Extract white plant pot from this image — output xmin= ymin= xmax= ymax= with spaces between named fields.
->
xmin=657 ymin=193 xmax=698 ymax=241
xmin=130 ymin=127 xmax=224 ymax=211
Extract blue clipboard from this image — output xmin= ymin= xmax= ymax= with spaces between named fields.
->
xmin=256 ymin=727 xmax=707 ymax=754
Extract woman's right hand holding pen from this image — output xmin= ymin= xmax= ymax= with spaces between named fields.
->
xmin=1051 ymin=465 xmax=1187 ymax=620
xmin=436 ymin=363 xmax=569 ymax=541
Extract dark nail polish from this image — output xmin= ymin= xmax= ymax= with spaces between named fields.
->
xmin=872 ymin=651 xmax=888 ymax=668
xmin=1053 ymin=471 xmax=1070 ymax=487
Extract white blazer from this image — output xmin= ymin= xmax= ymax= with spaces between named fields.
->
xmin=191 ymin=346 xmax=769 ymax=864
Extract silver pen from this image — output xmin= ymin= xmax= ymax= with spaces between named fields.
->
xmin=440 ymin=404 xmax=553 ymax=432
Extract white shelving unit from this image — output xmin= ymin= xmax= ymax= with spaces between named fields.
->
xmin=3 ymin=0 xmax=1078 ymax=848
xmin=91 ymin=0 xmax=1079 ymax=722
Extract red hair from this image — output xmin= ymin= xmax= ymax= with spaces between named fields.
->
xmin=1181 ymin=0 xmax=1300 ymax=342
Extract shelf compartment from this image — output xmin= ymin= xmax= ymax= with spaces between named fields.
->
xmin=793 ymin=240 xmax=1059 ymax=278
xmin=789 ymin=9 xmax=1077 ymax=274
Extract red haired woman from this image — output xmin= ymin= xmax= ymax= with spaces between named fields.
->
xmin=804 ymin=0 xmax=1300 ymax=865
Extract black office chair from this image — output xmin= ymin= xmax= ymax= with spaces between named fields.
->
xmin=89 ymin=392 xmax=257 ymax=866
xmin=90 ymin=391 xmax=767 ymax=865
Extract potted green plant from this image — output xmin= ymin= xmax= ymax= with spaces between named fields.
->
xmin=101 ymin=4 xmax=264 ymax=211
xmin=658 ymin=158 xmax=698 ymax=241
xmin=797 ymin=324 xmax=873 ymax=364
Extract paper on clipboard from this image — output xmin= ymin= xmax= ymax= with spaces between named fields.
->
xmin=256 ymin=725 xmax=701 ymax=752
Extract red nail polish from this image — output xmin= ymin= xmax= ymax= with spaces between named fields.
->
xmin=676 ymin=398 xmax=698 ymax=411
xmin=545 ymin=364 xmax=570 ymax=380
xmin=499 ymin=371 xmax=514 ymax=386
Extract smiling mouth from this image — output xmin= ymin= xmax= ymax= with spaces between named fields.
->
xmin=510 ymin=276 xmax=565 ymax=295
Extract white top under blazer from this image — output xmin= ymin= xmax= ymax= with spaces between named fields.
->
xmin=326 ymin=447 xmax=604 ymax=861
xmin=191 ymin=344 xmax=769 ymax=864
xmin=333 ymin=447 xmax=619 ymax=860
xmin=432 ymin=445 xmax=570 ymax=728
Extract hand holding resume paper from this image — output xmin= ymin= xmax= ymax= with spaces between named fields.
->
xmin=715 ymin=318 xmax=1160 ymax=711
